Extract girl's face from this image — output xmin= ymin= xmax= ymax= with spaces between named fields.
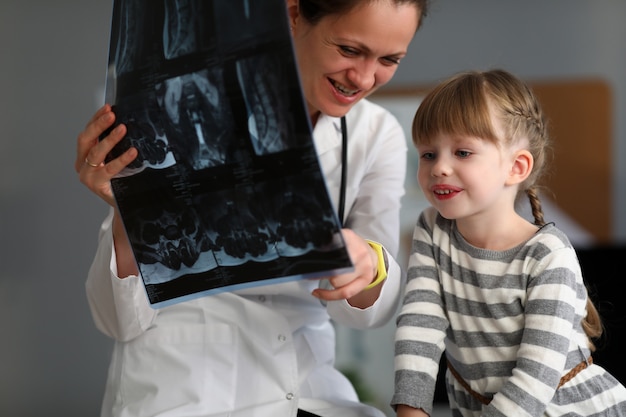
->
xmin=416 ymin=133 xmax=516 ymax=222
xmin=290 ymin=1 xmax=419 ymax=124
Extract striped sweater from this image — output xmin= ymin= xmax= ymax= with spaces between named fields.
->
xmin=392 ymin=207 xmax=626 ymax=417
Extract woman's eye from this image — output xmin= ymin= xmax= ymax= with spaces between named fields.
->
xmin=339 ymin=46 xmax=359 ymax=56
xmin=381 ymin=56 xmax=401 ymax=66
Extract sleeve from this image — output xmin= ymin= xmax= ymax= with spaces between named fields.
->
xmin=391 ymin=209 xmax=447 ymax=416
xmin=326 ymin=246 xmax=402 ymax=328
xmin=84 ymin=208 xmax=157 ymax=342
xmin=326 ymin=105 xmax=407 ymax=328
xmin=484 ymin=243 xmax=583 ymax=417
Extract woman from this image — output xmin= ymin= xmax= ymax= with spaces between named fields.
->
xmin=76 ymin=1 xmax=429 ymax=416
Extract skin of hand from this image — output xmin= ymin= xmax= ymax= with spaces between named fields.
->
xmin=311 ymin=228 xmax=383 ymax=308
xmin=75 ymin=104 xmax=134 ymax=205
xmin=396 ymin=405 xmax=430 ymax=417
xmin=75 ymin=104 xmax=139 ymax=277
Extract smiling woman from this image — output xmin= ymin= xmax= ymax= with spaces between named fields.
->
xmin=289 ymin=0 xmax=423 ymax=123
xmin=74 ymin=1 xmax=430 ymax=416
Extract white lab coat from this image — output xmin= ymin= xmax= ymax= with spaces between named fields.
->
xmin=86 ymin=99 xmax=407 ymax=417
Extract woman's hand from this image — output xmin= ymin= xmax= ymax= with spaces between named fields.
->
xmin=75 ymin=104 xmax=140 ymax=277
xmin=312 ymin=229 xmax=383 ymax=308
xmin=75 ymin=104 xmax=136 ymax=206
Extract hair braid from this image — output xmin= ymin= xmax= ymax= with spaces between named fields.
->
xmin=524 ymin=186 xmax=545 ymax=226
xmin=489 ymin=70 xmax=605 ymax=350
xmin=583 ymin=297 xmax=603 ymax=352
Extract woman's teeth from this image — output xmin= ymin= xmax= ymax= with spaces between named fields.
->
xmin=331 ymin=80 xmax=358 ymax=96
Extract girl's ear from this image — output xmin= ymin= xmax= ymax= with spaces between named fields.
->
xmin=506 ymin=149 xmax=533 ymax=186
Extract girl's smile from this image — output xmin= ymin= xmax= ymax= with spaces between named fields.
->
xmin=431 ymin=184 xmax=463 ymax=200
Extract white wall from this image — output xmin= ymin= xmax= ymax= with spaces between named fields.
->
xmin=1 ymin=1 xmax=624 ymax=416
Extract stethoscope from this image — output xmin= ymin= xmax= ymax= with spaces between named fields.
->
xmin=338 ymin=116 xmax=347 ymax=227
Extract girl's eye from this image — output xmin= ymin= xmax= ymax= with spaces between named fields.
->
xmin=456 ymin=150 xmax=472 ymax=158
xmin=421 ymin=152 xmax=435 ymax=160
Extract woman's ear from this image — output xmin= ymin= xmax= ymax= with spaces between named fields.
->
xmin=506 ymin=149 xmax=534 ymax=186
xmin=286 ymin=0 xmax=299 ymax=31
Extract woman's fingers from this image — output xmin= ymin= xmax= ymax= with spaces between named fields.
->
xmin=75 ymin=105 xmax=115 ymax=172
xmin=313 ymin=275 xmax=369 ymax=301
xmin=76 ymin=105 xmax=137 ymax=206
xmin=83 ymin=122 xmax=127 ymax=169
xmin=311 ymin=229 xmax=377 ymax=301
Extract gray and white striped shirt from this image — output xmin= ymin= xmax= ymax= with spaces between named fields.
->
xmin=392 ymin=207 xmax=626 ymax=416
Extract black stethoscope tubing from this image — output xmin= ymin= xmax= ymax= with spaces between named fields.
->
xmin=338 ymin=116 xmax=347 ymax=227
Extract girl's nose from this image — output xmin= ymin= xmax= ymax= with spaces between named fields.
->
xmin=431 ymin=157 xmax=452 ymax=177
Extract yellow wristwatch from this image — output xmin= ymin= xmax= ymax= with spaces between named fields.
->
xmin=364 ymin=240 xmax=388 ymax=290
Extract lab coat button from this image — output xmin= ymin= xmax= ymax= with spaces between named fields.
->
xmin=258 ymin=295 xmax=266 ymax=302
xmin=286 ymin=392 xmax=294 ymax=400
xmin=278 ymin=334 xmax=287 ymax=342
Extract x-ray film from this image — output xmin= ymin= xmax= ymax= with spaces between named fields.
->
xmin=102 ymin=0 xmax=353 ymax=308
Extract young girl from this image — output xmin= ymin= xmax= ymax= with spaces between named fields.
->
xmin=392 ymin=69 xmax=626 ymax=417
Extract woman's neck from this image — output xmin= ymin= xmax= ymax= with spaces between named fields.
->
xmin=309 ymin=111 xmax=321 ymax=127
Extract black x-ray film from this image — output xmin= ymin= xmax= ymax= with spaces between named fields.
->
xmin=102 ymin=0 xmax=353 ymax=308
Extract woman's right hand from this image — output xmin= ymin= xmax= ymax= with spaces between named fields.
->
xmin=75 ymin=104 xmax=136 ymax=206
xmin=76 ymin=104 xmax=141 ymax=277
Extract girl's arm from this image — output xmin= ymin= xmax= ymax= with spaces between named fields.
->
xmin=396 ymin=404 xmax=430 ymax=417
xmin=391 ymin=209 xmax=448 ymax=416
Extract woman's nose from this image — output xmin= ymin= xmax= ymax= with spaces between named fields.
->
xmin=347 ymin=60 xmax=377 ymax=91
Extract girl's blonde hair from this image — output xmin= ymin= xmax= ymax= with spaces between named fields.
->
xmin=412 ymin=69 xmax=602 ymax=349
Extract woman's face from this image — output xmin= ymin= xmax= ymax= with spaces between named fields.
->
xmin=289 ymin=1 xmax=420 ymax=124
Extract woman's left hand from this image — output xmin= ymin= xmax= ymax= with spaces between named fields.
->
xmin=312 ymin=229 xmax=383 ymax=308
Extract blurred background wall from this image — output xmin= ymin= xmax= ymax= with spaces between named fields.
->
xmin=1 ymin=1 xmax=625 ymax=416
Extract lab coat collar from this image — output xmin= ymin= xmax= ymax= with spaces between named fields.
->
xmin=312 ymin=114 xmax=343 ymax=156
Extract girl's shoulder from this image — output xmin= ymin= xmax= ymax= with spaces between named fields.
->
xmin=528 ymin=221 xmax=575 ymax=252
